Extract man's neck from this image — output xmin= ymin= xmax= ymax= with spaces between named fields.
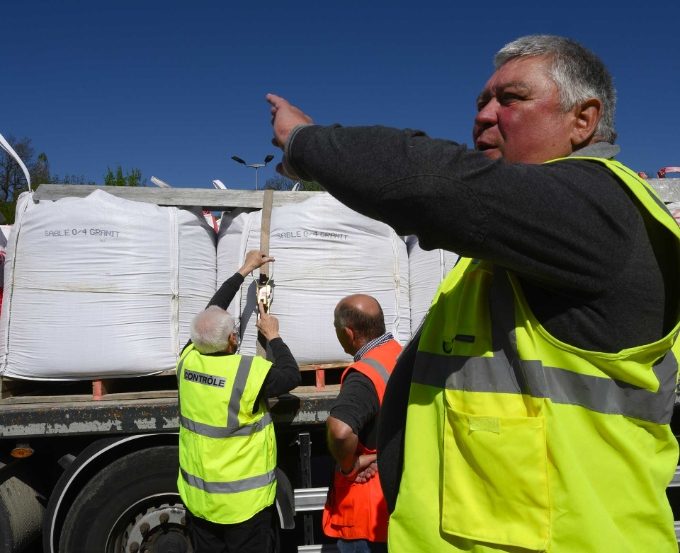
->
xmin=570 ymin=141 xmax=620 ymax=159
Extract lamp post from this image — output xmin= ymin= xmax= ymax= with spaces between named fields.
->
xmin=231 ymin=155 xmax=275 ymax=190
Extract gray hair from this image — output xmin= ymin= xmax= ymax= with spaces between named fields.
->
xmin=190 ymin=306 xmax=237 ymax=354
xmin=494 ymin=35 xmax=617 ymax=144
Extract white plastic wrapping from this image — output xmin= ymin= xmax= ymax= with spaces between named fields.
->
xmin=217 ymin=194 xmax=410 ymax=365
xmin=406 ymin=235 xmax=459 ymax=334
xmin=0 ymin=190 xmax=216 ymax=380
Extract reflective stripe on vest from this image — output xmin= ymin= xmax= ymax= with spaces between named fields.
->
xmin=178 ymin=354 xmax=274 ymax=437
xmin=389 ymin=157 xmax=680 ymax=553
xmin=177 ymin=346 xmax=276 ymax=524
xmin=413 ymin=269 xmax=678 ymax=425
xmin=358 ymin=357 xmax=391 ymax=387
xmin=180 ymin=467 xmax=276 ymax=494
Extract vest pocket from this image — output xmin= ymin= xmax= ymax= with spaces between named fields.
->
xmin=328 ymin=477 xmax=355 ymax=527
xmin=442 ymin=404 xmax=550 ymax=551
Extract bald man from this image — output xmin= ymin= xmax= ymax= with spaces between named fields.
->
xmin=323 ymin=295 xmax=402 ymax=553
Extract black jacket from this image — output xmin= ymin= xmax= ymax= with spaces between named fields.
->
xmin=285 ymin=124 xmax=679 ymax=510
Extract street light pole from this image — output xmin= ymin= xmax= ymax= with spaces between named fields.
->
xmin=231 ymin=155 xmax=275 ymax=190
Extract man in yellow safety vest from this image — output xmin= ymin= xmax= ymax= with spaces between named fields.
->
xmin=177 ymin=250 xmax=301 ymax=553
xmin=266 ymin=35 xmax=680 ymax=552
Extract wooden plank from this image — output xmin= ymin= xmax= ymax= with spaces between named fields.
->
xmin=35 ymin=179 xmax=680 ymax=206
xmin=257 ymin=190 xmax=274 ymax=358
xmin=648 ymin=179 xmax=680 ymax=203
xmin=298 ymin=362 xmax=348 ymax=372
xmin=260 ymin=189 xmax=274 ymax=277
xmin=0 ymin=390 xmax=178 ymax=405
xmin=291 ymin=384 xmax=341 ymax=395
xmin=33 ymin=184 xmax=323 ymax=210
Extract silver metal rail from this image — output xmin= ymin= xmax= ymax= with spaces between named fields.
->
xmin=295 ymin=487 xmax=329 ymax=512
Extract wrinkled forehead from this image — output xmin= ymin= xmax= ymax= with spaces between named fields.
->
xmin=478 ymin=55 xmax=554 ymax=101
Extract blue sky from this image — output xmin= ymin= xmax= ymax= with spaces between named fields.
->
xmin=2 ymin=1 xmax=678 ymax=189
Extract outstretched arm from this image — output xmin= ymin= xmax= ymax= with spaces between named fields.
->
xmin=208 ymin=250 xmax=275 ymax=310
xmin=266 ymin=95 xmax=638 ymax=297
xmin=182 ymin=250 xmax=274 ymax=353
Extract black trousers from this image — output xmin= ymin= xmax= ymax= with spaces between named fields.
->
xmin=186 ymin=505 xmax=279 ymax=553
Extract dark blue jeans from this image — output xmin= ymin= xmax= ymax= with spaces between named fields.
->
xmin=337 ymin=539 xmax=388 ymax=553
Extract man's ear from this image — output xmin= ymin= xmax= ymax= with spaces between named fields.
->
xmin=228 ymin=332 xmax=239 ymax=346
xmin=343 ymin=327 xmax=355 ymax=345
xmin=571 ymin=98 xmax=603 ymax=147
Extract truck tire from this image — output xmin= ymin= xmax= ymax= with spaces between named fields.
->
xmin=58 ymin=445 xmax=191 ymax=553
xmin=0 ymin=462 xmax=44 ymax=553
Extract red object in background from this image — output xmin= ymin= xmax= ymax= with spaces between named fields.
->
xmin=202 ymin=210 xmax=218 ymax=232
xmin=637 ymin=171 xmax=649 ymax=179
xmin=657 ymin=167 xmax=680 ymax=178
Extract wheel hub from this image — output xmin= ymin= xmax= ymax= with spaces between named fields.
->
xmin=121 ymin=503 xmax=190 ymax=553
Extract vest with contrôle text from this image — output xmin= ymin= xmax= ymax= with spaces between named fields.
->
xmin=389 ymin=158 xmax=680 ymax=552
xmin=323 ymin=339 xmax=402 ymax=542
xmin=177 ymin=345 xmax=276 ymax=524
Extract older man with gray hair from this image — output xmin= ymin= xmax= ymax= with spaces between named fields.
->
xmin=267 ymin=35 xmax=680 ymax=552
xmin=177 ymin=250 xmax=300 ymax=553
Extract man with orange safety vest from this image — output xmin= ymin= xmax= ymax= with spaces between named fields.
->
xmin=323 ymin=294 xmax=401 ymax=553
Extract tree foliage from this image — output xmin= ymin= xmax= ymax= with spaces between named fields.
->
xmin=263 ymin=175 xmax=324 ymax=191
xmin=104 ymin=164 xmax=146 ymax=187
xmin=0 ymin=135 xmax=35 ymax=202
xmin=0 ymin=134 xmax=145 ymax=223
xmin=51 ymin=173 xmax=96 ymax=185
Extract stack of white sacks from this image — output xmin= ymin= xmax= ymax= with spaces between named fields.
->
xmin=217 ymin=194 xmax=410 ymax=365
xmin=0 ymin=189 xmax=463 ymax=381
xmin=0 ymin=190 xmax=217 ymax=380
xmin=406 ymin=236 xmax=459 ymax=334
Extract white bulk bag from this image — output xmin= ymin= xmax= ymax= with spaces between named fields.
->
xmin=0 ymin=190 xmax=216 ymax=380
xmin=217 ymin=194 xmax=410 ymax=365
xmin=407 ymin=235 xmax=459 ymax=335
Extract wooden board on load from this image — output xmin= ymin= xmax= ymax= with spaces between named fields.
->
xmin=33 ymin=184 xmax=324 ymax=211
xmin=647 ymin=178 xmax=680 ymax=203
xmin=0 ymin=362 xmax=348 ymax=404
xmin=33 ymin=180 xmax=680 ymax=204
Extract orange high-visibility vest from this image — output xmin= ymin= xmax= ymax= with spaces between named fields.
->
xmin=323 ymin=339 xmax=402 ymax=542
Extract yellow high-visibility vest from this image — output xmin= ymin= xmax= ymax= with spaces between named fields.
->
xmin=177 ymin=345 xmax=276 ymax=524
xmin=389 ymin=158 xmax=680 ymax=552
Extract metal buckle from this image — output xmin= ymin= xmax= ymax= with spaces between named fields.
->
xmin=253 ymin=263 xmax=274 ymax=318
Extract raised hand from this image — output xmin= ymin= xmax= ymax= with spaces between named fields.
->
xmin=238 ymin=250 xmax=275 ymax=277
xmin=266 ymin=94 xmax=314 ymax=179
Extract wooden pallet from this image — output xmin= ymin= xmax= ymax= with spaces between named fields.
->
xmin=0 ymin=362 xmax=349 ymax=404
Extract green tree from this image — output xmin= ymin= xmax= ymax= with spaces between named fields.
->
xmin=104 ymin=164 xmax=146 ymax=187
xmin=0 ymin=135 xmax=35 ymax=201
xmin=51 ymin=173 xmax=96 ymax=185
xmin=264 ymin=175 xmax=324 ymax=191
xmin=33 ymin=153 xmax=95 ymax=186
xmin=33 ymin=152 xmax=51 ymax=188
xmin=0 ymin=139 xmax=97 ymax=223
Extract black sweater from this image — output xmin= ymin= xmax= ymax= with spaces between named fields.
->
xmin=286 ymin=124 xmax=680 ymax=510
